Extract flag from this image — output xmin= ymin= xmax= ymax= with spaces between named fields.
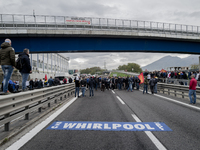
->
xmin=45 ymin=74 xmax=47 ymax=81
xmin=160 ymin=69 xmax=167 ymax=73
xmin=138 ymin=72 xmax=144 ymax=85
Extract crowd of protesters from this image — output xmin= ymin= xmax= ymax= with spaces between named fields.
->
xmin=143 ymin=70 xmax=199 ymax=81
xmin=73 ymin=75 xmax=144 ymax=98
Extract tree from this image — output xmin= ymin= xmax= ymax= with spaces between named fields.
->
xmin=117 ymin=63 xmax=142 ymax=73
xmin=190 ymin=64 xmax=199 ymax=70
xmin=80 ymin=67 xmax=104 ymax=75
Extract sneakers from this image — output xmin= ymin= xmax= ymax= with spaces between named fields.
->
xmin=2 ymin=91 xmax=11 ymax=95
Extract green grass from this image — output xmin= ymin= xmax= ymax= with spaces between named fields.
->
xmin=110 ymin=72 xmax=128 ymax=77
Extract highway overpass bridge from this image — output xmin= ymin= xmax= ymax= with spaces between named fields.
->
xmin=0 ymin=14 xmax=200 ymax=54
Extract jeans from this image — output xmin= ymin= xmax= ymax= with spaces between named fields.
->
xmin=81 ymin=87 xmax=86 ymax=97
xmin=136 ymin=83 xmax=139 ymax=90
xmin=89 ymin=86 xmax=94 ymax=96
xmin=20 ymin=73 xmax=29 ymax=90
xmin=154 ymin=83 xmax=157 ymax=93
xmin=75 ymin=87 xmax=79 ymax=97
xmin=189 ymin=90 xmax=196 ymax=104
xmin=99 ymin=82 xmax=101 ymax=88
xmin=95 ymin=83 xmax=98 ymax=90
xmin=127 ymin=83 xmax=132 ymax=91
xmin=118 ymin=83 xmax=121 ymax=90
xmin=143 ymin=84 xmax=148 ymax=93
xmin=1 ymin=65 xmax=13 ymax=93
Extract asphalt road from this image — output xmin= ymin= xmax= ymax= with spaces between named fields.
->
xmin=12 ymin=88 xmax=200 ymax=150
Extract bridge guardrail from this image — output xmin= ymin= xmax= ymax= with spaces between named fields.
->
xmin=0 ymin=14 xmax=200 ymax=36
xmin=0 ymin=83 xmax=75 ymax=131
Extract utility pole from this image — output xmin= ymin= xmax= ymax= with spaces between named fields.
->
xmin=104 ymin=61 xmax=106 ymax=70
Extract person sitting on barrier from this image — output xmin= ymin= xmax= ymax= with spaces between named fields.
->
xmin=54 ymin=78 xmax=60 ymax=86
xmin=34 ymin=78 xmax=39 ymax=89
xmin=48 ymin=76 xmax=54 ymax=86
xmin=38 ymin=79 xmax=43 ymax=88
xmin=29 ymin=79 xmax=34 ymax=90
xmin=189 ymin=74 xmax=197 ymax=104
xmin=8 ymin=79 xmax=17 ymax=93
xmin=63 ymin=77 xmax=67 ymax=84
xmin=44 ymin=79 xmax=48 ymax=87
xmin=69 ymin=77 xmax=72 ymax=83
xmin=14 ymin=80 xmax=19 ymax=91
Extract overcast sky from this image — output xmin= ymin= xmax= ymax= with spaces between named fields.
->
xmin=1 ymin=0 xmax=199 ymax=70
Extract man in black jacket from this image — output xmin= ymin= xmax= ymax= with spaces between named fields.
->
xmin=89 ymin=77 xmax=94 ymax=98
xmin=19 ymin=48 xmax=32 ymax=91
xmin=75 ymin=76 xmax=80 ymax=97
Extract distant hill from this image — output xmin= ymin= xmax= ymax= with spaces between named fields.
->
xmin=141 ymin=55 xmax=199 ymax=71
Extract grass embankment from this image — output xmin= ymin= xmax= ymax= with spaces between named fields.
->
xmin=110 ymin=72 xmax=128 ymax=77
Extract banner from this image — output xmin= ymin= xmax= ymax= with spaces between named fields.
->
xmin=47 ymin=121 xmax=172 ymax=131
xmin=66 ymin=19 xmax=91 ymax=25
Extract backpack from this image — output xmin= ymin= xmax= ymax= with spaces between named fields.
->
xmin=15 ymin=56 xmax=23 ymax=70
xmin=150 ymin=79 xmax=155 ymax=86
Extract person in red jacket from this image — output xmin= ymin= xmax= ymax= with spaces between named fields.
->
xmin=189 ymin=74 xmax=197 ymax=104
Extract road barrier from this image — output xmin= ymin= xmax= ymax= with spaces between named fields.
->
xmin=140 ymin=82 xmax=200 ymax=101
xmin=0 ymin=83 xmax=75 ymax=131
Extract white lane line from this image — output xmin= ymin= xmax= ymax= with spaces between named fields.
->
xmin=116 ymin=96 xmax=125 ymax=105
xmin=131 ymin=114 xmax=167 ymax=150
xmin=154 ymin=94 xmax=200 ymax=111
xmin=112 ymin=90 xmax=115 ymax=94
xmin=6 ymin=97 xmax=78 ymax=150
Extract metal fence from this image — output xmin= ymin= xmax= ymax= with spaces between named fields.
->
xmin=0 ymin=14 xmax=200 ymax=36
xmin=0 ymin=83 xmax=75 ymax=131
xmin=140 ymin=82 xmax=200 ymax=101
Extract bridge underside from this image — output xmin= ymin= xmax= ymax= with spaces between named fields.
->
xmin=0 ymin=36 xmax=200 ymax=54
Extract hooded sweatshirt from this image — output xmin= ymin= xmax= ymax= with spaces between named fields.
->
xmin=0 ymin=42 xmax=15 ymax=66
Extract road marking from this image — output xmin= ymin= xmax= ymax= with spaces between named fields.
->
xmin=6 ymin=97 xmax=78 ymax=150
xmin=112 ymin=90 xmax=115 ymax=94
xmin=131 ymin=114 xmax=167 ymax=150
xmin=154 ymin=94 xmax=200 ymax=111
xmin=116 ymin=96 xmax=125 ymax=105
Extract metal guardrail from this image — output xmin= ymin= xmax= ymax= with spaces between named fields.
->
xmin=0 ymin=83 xmax=75 ymax=131
xmin=0 ymin=14 xmax=200 ymax=36
xmin=140 ymin=82 xmax=200 ymax=101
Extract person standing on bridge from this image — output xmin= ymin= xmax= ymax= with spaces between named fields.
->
xmin=0 ymin=39 xmax=16 ymax=95
xmin=189 ymin=74 xmax=197 ymax=104
xmin=18 ymin=48 xmax=32 ymax=91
